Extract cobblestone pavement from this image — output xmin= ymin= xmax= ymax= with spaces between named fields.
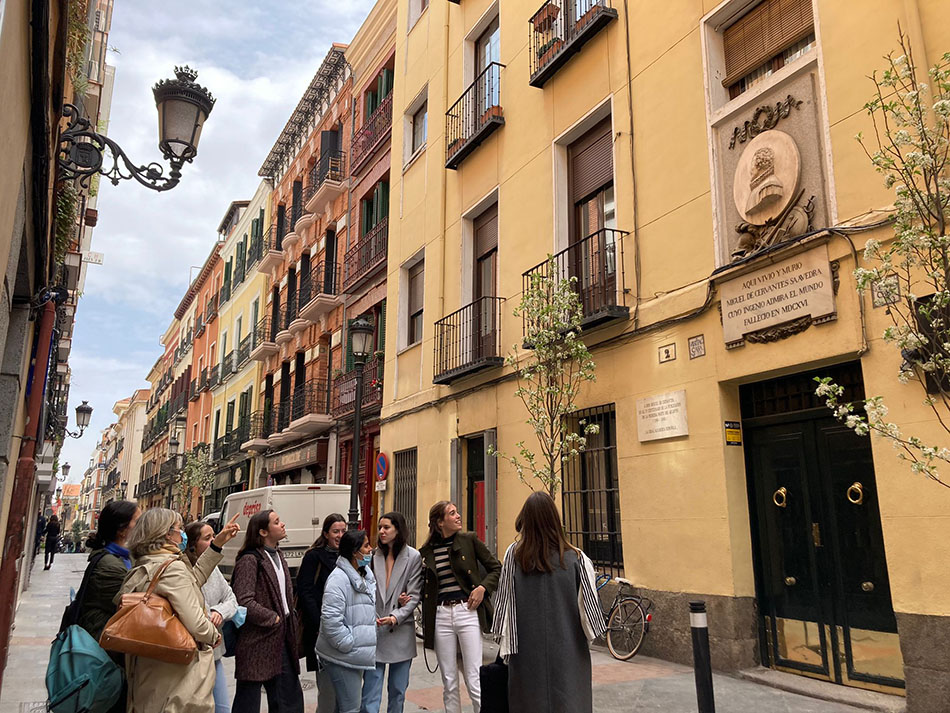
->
xmin=1 ymin=553 xmax=877 ymax=712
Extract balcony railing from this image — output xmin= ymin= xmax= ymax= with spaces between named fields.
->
xmin=306 ymin=150 xmax=347 ymax=209
xmin=300 ymin=261 xmax=342 ymax=321
xmin=219 ymin=280 xmax=231 ymax=306
xmin=237 ymin=335 xmax=251 ymax=368
xmin=254 ymin=315 xmax=278 ymax=347
xmin=247 ymin=233 xmax=264 ymax=268
xmin=189 ymin=378 xmax=199 ymax=401
xmin=243 ymin=410 xmax=274 ymax=444
xmin=528 ymin=0 xmax=618 ymax=88
xmin=446 ymin=63 xmax=505 ymax=170
xmin=221 ymin=351 xmax=235 ymax=380
xmin=291 ymin=379 xmax=330 ymax=422
xmin=351 ymin=92 xmax=393 ymax=174
xmin=274 ymin=400 xmax=292 ymax=433
xmin=199 ymin=367 xmax=209 ymax=391
xmin=331 ymin=357 xmax=383 ymax=419
xmin=213 ymin=428 xmax=245 ymax=461
xmin=343 ymin=218 xmax=388 ymax=293
xmin=206 ymin=294 xmax=219 ymax=323
xmin=195 ymin=312 xmax=205 ymax=336
xmin=208 ymin=364 xmax=220 ymax=389
xmin=522 ymin=228 xmax=628 ymax=333
xmin=434 ymin=297 xmax=505 ymax=384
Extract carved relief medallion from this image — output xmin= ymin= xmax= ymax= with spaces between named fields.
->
xmin=733 ymin=131 xmax=800 ymax=225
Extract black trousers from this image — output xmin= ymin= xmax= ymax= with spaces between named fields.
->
xmin=232 ymin=642 xmax=304 ymax=713
xmin=44 ymin=545 xmax=56 ymax=567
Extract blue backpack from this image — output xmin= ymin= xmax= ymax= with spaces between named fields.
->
xmin=47 ymin=551 xmax=123 ymax=713
xmin=46 ymin=624 xmax=123 ymax=713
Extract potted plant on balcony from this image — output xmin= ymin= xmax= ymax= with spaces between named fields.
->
xmin=481 ymin=105 xmax=504 ymax=124
xmin=575 ymin=2 xmax=602 ymax=30
xmin=532 ymin=2 xmax=560 ymax=32
xmin=537 ymin=37 xmax=564 ymax=67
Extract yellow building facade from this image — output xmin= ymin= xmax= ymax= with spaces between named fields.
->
xmin=380 ymin=0 xmax=950 ymax=707
xmin=208 ymin=181 xmax=272 ymax=511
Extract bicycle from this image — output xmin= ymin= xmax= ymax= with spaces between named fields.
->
xmin=596 ymin=572 xmax=653 ymax=661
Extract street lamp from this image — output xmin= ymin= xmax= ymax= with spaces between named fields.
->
xmin=59 ymin=66 xmax=215 ymax=192
xmin=347 ymin=317 xmax=375 ymax=530
xmin=63 ymin=401 xmax=93 ymax=439
xmin=61 ymin=462 xmax=71 ymax=479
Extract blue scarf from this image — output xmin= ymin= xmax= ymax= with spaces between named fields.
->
xmin=105 ymin=542 xmax=132 ymax=570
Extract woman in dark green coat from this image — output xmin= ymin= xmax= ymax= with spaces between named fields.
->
xmin=417 ymin=501 xmax=501 ymax=713
xmin=77 ymin=500 xmax=140 ymax=641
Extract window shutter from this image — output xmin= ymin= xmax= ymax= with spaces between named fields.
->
xmin=345 ymin=318 xmax=356 ymax=372
xmin=258 ymin=208 xmax=265 ymax=233
xmin=224 ymin=258 xmax=232 ymax=283
xmin=250 ymin=219 xmax=258 ymax=239
xmin=474 ymin=205 xmax=499 ymax=256
xmin=238 ymin=391 xmax=250 ymax=427
xmin=321 ymin=130 xmax=339 ymax=154
xmin=722 ymin=0 xmax=813 ymax=88
xmin=225 ymin=402 xmax=235 ymax=432
xmin=380 ymin=182 xmax=390 ymax=219
xmin=570 ymin=119 xmax=613 ymax=204
xmin=377 ymin=299 xmax=387 ymax=354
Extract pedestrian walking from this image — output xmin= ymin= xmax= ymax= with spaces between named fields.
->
xmin=43 ymin=514 xmax=61 ymax=570
xmin=77 ymin=500 xmax=140 ymax=641
xmin=117 ymin=507 xmax=241 ymax=713
xmin=360 ymin=512 xmax=422 ymax=713
xmin=297 ymin=512 xmax=346 ymax=713
xmin=230 ymin=510 xmax=304 ymax=713
xmin=184 ymin=521 xmax=239 ymax=713
xmin=315 ymin=529 xmax=377 ymax=713
xmin=491 ymin=492 xmax=606 ymax=713
xmin=418 ymin=501 xmax=501 ymax=713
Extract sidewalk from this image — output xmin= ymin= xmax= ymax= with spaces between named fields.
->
xmin=1 ymin=553 xmax=870 ymax=713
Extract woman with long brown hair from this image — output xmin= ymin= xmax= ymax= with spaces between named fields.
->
xmin=491 ymin=492 xmax=605 ymax=713
xmin=418 ymin=501 xmax=501 ymax=713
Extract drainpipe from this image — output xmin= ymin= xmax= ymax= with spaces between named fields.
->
xmin=0 ymin=301 xmax=56 ymax=688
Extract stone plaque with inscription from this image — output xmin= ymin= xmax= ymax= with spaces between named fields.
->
xmin=720 ymin=245 xmax=835 ymax=346
xmin=637 ymin=390 xmax=688 ymax=442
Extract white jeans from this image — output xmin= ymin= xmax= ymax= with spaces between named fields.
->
xmin=434 ymin=603 xmax=483 ymax=713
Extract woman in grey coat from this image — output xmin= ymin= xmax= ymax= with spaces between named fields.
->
xmin=186 ymin=521 xmax=240 ymax=713
xmin=360 ymin=512 xmax=422 ymax=713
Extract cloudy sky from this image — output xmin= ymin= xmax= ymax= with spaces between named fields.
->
xmin=60 ymin=0 xmax=375 ymax=481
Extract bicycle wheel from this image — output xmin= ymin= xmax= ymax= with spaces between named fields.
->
xmin=606 ymin=599 xmax=647 ymax=660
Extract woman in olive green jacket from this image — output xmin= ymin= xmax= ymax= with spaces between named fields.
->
xmin=417 ymin=501 xmax=501 ymax=713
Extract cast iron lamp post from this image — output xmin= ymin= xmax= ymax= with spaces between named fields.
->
xmin=59 ymin=66 xmax=215 ymax=192
xmin=347 ymin=317 xmax=375 ymax=530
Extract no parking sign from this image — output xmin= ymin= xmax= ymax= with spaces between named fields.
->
xmin=375 ymin=453 xmax=389 ymax=491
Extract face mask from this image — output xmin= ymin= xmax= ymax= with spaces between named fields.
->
xmin=358 ymin=553 xmax=372 ymax=567
xmin=178 ymin=530 xmax=188 ymax=553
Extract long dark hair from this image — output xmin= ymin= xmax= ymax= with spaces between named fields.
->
xmin=48 ymin=514 xmax=59 ymax=525
xmin=310 ymin=512 xmax=346 ymax=550
xmin=239 ymin=510 xmax=274 ymax=554
xmin=183 ymin=521 xmax=209 ymax=566
xmin=514 ymin=492 xmax=575 ymax=574
xmin=86 ymin=500 xmax=138 ymax=550
xmin=377 ymin=512 xmax=407 ymax=559
xmin=339 ymin=529 xmax=368 ymax=572
xmin=423 ymin=500 xmax=454 ymax=547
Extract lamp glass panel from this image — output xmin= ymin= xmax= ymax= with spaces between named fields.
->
xmin=158 ymin=99 xmax=204 ymax=157
xmin=352 ymin=327 xmax=374 ymax=357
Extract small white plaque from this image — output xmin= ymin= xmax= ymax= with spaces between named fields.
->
xmin=375 ymin=480 xmax=387 ymax=492
xmin=82 ymin=251 xmax=104 ymax=265
xmin=637 ymin=390 xmax=688 ymax=442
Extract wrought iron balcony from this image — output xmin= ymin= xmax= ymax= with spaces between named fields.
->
xmin=199 ymin=367 xmax=209 ymax=391
xmin=299 ymin=261 xmax=342 ymax=322
xmin=189 ymin=378 xmax=199 ymax=401
xmin=250 ymin=315 xmax=279 ymax=361
xmin=445 ymin=63 xmax=504 ymax=170
xmin=247 ymin=233 xmax=264 ymax=269
xmin=343 ymin=218 xmax=388 ymax=293
xmin=305 ymin=150 xmax=348 ymax=214
xmin=219 ymin=279 xmax=231 ymax=306
xmin=434 ymin=297 xmax=505 ymax=384
xmin=288 ymin=379 xmax=333 ymax=435
xmin=331 ymin=357 xmax=383 ymax=419
xmin=221 ymin=351 xmax=235 ymax=380
xmin=206 ymin=294 xmax=218 ymax=323
xmin=290 ymin=199 xmax=309 ymax=238
xmin=240 ymin=410 xmax=273 ymax=451
xmin=352 ymin=92 xmax=393 ymax=174
xmin=213 ymin=429 xmax=243 ymax=461
xmin=528 ymin=0 xmax=617 ymax=88
xmin=274 ymin=400 xmax=292 ymax=433
xmin=208 ymin=364 xmax=220 ymax=389
xmin=158 ymin=457 xmax=179 ymax=485
xmin=195 ymin=311 xmax=205 ymax=337
xmin=522 ymin=228 xmax=628 ymax=334
xmin=237 ymin=335 xmax=251 ymax=368
xmin=258 ymin=225 xmax=284 ymax=274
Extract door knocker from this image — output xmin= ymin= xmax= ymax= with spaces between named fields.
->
xmin=772 ymin=486 xmax=788 ymax=508
xmin=847 ymin=482 xmax=865 ymax=505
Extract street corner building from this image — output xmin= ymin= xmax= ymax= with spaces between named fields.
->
xmin=376 ymin=0 xmax=950 ymax=710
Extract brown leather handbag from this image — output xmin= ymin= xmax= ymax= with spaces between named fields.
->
xmin=99 ymin=558 xmax=198 ymax=665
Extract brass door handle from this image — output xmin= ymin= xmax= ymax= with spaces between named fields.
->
xmin=784 ymin=576 xmax=797 ymax=586
xmin=847 ymin=482 xmax=865 ymax=505
xmin=773 ymin=487 xmax=788 ymax=508
xmin=861 ymin=581 xmax=875 ymax=592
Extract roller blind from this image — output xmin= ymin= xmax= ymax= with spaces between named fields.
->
xmin=722 ymin=0 xmax=813 ymax=88
xmin=474 ymin=204 xmax=498 ymax=257
xmin=570 ymin=118 xmax=613 ymax=204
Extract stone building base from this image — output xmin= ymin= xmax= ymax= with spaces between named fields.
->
xmin=897 ymin=612 xmax=949 ymax=713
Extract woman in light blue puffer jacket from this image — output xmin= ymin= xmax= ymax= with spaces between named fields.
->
xmin=316 ymin=529 xmax=377 ymax=713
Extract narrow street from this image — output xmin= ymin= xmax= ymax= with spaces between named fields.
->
xmin=0 ymin=554 xmax=880 ymax=713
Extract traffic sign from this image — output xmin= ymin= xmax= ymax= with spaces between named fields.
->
xmin=375 ymin=453 xmax=389 ymax=482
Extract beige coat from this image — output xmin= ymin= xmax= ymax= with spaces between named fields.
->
xmin=117 ymin=546 xmax=221 ymax=713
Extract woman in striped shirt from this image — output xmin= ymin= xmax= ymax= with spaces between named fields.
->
xmin=418 ymin=501 xmax=501 ymax=713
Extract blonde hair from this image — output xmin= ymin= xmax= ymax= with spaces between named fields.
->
xmin=127 ymin=508 xmax=182 ymax=559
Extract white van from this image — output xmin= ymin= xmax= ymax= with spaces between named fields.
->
xmin=218 ymin=484 xmax=351 ymax=578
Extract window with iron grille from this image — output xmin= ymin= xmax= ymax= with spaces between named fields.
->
xmin=393 ymin=448 xmax=418 ymax=547
xmin=562 ymin=404 xmax=623 ymax=576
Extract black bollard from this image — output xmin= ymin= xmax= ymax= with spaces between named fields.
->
xmin=689 ymin=600 xmax=716 ymax=713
